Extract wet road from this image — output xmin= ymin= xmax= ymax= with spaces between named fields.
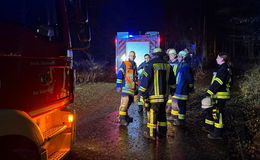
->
xmin=67 ymin=101 xmax=235 ymax=160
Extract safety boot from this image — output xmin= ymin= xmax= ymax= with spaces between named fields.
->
xmin=143 ymin=128 xmax=156 ymax=141
xmin=172 ymin=119 xmax=185 ymax=126
xmin=202 ymin=125 xmax=214 ymax=133
xmin=119 ymin=115 xmax=128 ymax=126
xmin=143 ymin=131 xmax=156 ymax=141
xmin=207 ymin=133 xmax=222 ymax=140
xmin=167 ymin=115 xmax=177 ymax=121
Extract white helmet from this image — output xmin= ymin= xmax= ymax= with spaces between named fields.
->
xmin=201 ymin=97 xmax=213 ymax=109
xmin=168 ymin=48 xmax=177 ymax=55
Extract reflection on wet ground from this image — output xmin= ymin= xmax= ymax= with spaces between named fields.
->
xmin=68 ymin=103 xmax=232 ymax=160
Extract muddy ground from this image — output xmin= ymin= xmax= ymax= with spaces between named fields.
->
xmin=66 ymin=82 xmax=259 ymax=160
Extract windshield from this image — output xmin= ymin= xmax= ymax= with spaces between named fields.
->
xmin=0 ymin=0 xmax=64 ymax=42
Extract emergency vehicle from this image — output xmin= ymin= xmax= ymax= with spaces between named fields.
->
xmin=0 ymin=0 xmax=89 ymax=159
xmin=115 ymin=32 xmax=160 ymax=72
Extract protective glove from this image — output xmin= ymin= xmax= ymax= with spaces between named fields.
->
xmin=116 ymin=87 xmax=121 ymax=93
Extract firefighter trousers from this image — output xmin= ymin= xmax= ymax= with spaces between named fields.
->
xmin=171 ymin=100 xmax=186 ymax=120
xmin=146 ymin=102 xmax=167 ymax=138
xmin=119 ymin=95 xmax=134 ymax=116
xmin=169 ymin=97 xmax=179 ymax=119
xmin=205 ymin=99 xmax=226 ymax=136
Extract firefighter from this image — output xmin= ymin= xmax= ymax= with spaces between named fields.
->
xmin=137 ymin=54 xmax=151 ymax=113
xmin=138 ymin=48 xmax=176 ymax=140
xmin=172 ymin=51 xmax=194 ymax=126
xmin=203 ymin=52 xmax=232 ymax=139
xmin=165 ymin=48 xmax=179 ymax=121
xmin=116 ymin=51 xmax=138 ymax=126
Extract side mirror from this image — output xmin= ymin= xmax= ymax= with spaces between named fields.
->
xmin=36 ymin=25 xmax=54 ymax=41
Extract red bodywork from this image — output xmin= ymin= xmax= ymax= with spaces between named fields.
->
xmin=0 ymin=56 xmax=74 ymax=117
xmin=0 ymin=0 xmax=74 ymax=117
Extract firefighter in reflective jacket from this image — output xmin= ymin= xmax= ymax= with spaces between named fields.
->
xmin=172 ymin=51 xmax=194 ymax=126
xmin=138 ymin=48 xmax=176 ymax=140
xmin=137 ymin=54 xmax=151 ymax=113
xmin=116 ymin=51 xmax=138 ymax=126
xmin=165 ymin=48 xmax=179 ymax=121
xmin=204 ymin=52 xmax=232 ymax=139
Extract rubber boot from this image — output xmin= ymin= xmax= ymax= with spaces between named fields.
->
xmin=208 ymin=128 xmax=222 ymax=139
xmin=119 ymin=115 xmax=128 ymax=126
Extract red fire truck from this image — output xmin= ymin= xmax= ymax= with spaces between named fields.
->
xmin=0 ymin=0 xmax=89 ymax=159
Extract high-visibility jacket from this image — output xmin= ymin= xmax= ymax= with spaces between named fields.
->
xmin=206 ymin=63 xmax=232 ymax=99
xmin=169 ymin=59 xmax=179 ymax=76
xmin=137 ymin=61 xmax=149 ymax=81
xmin=138 ymin=57 xmax=176 ymax=103
xmin=173 ymin=62 xmax=194 ymax=100
xmin=116 ymin=60 xmax=137 ymax=96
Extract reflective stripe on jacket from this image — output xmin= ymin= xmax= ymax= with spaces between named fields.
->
xmin=206 ymin=63 xmax=232 ymax=99
xmin=169 ymin=60 xmax=179 ymax=76
xmin=138 ymin=57 xmax=176 ymax=103
xmin=173 ymin=62 xmax=194 ymax=100
xmin=116 ymin=60 xmax=137 ymax=96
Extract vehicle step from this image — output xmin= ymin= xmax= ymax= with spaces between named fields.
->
xmin=43 ymin=124 xmax=67 ymax=140
xmin=48 ymin=149 xmax=69 ymax=160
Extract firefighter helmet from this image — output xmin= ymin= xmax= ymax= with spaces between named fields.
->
xmin=168 ymin=48 xmax=177 ymax=55
xmin=178 ymin=51 xmax=188 ymax=57
xmin=201 ymin=97 xmax=213 ymax=109
xmin=153 ymin=48 xmax=163 ymax=53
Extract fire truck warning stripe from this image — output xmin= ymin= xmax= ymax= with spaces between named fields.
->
xmin=118 ymin=46 xmax=126 ymax=58
xmin=118 ymin=40 xmax=126 ymax=49
xmin=118 ymin=39 xmax=124 ymax=45
xmin=118 ymin=45 xmax=126 ymax=56
xmin=117 ymin=42 xmax=126 ymax=56
xmin=118 ymin=40 xmax=126 ymax=48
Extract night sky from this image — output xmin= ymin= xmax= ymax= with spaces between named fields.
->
xmin=88 ymin=0 xmax=165 ymax=63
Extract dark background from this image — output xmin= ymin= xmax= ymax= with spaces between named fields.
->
xmin=72 ymin=0 xmax=260 ymax=65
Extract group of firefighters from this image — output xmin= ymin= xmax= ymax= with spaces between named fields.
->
xmin=116 ymin=47 xmax=232 ymax=141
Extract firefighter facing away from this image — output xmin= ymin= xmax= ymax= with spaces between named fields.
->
xmin=165 ymin=48 xmax=179 ymax=121
xmin=172 ymin=51 xmax=194 ymax=126
xmin=203 ymin=52 xmax=232 ymax=139
xmin=138 ymin=48 xmax=176 ymax=140
xmin=137 ymin=54 xmax=151 ymax=113
xmin=116 ymin=51 xmax=138 ymax=126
